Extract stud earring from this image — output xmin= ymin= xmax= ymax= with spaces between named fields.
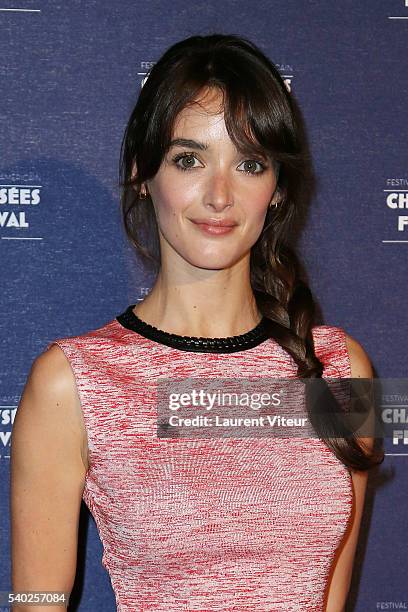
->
xmin=139 ymin=185 xmax=148 ymax=199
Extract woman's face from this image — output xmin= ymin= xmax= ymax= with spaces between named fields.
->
xmin=145 ymin=87 xmax=279 ymax=271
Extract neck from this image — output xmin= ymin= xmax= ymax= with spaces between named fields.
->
xmin=133 ymin=265 xmax=262 ymax=338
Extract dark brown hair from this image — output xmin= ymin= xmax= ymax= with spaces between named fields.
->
xmin=119 ymin=33 xmax=384 ymax=472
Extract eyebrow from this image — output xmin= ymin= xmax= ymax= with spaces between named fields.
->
xmin=168 ymin=138 xmax=209 ymax=151
xmin=168 ymin=138 xmax=270 ymax=162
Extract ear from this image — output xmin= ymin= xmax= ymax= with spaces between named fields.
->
xmin=270 ymin=186 xmax=283 ymax=205
xmin=130 ymin=160 xmax=142 ymax=192
xmin=131 ymin=160 xmax=138 ymax=182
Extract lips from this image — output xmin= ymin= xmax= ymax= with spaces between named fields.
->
xmin=189 ymin=218 xmax=238 ymax=236
xmin=190 ymin=218 xmax=238 ymax=228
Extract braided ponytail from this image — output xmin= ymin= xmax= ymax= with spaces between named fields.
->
xmin=252 ymin=219 xmax=384 ymax=471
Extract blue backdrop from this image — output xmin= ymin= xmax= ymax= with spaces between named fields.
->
xmin=1 ymin=1 xmax=407 ymax=609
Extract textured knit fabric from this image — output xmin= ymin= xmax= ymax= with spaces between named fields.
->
xmin=47 ymin=314 xmax=353 ymax=612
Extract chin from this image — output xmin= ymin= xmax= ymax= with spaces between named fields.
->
xmin=186 ymin=252 xmax=242 ymax=271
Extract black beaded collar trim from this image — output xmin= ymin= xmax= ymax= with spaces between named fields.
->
xmin=116 ymin=304 xmax=270 ymax=353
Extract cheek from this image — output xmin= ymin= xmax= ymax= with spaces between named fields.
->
xmin=148 ymin=179 xmax=192 ymax=243
xmin=240 ymin=175 xmax=275 ymax=210
xmin=246 ymin=191 xmax=271 ymax=222
xmin=240 ymin=189 xmax=272 ymax=243
xmin=149 ymin=180 xmax=182 ymax=219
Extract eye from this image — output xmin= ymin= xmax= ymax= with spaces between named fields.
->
xmin=237 ymin=159 xmax=267 ymax=175
xmin=172 ymin=153 xmax=203 ymax=171
xmin=171 ymin=152 xmax=267 ymax=175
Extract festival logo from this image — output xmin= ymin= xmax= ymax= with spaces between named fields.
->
xmin=384 ymin=178 xmax=408 ymax=238
xmin=0 ymin=404 xmax=16 ymax=463
xmin=138 ymin=60 xmax=294 ymax=92
xmin=0 ymin=171 xmax=42 ymax=235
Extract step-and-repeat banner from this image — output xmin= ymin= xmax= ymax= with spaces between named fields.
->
xmin=1 ymin=1 xmax=407 ymax=610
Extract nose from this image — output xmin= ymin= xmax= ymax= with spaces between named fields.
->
xmin=204 ymin=171 xmax=234 ymax=212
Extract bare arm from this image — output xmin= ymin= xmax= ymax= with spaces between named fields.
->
xmin=10 ymin=344 xmax=88 ymax=611
xmin=324 ymin=333 xmax=375 ymax=612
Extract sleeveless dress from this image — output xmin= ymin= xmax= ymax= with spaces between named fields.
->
xmin=47 ymin=305 xmax=353 ymax=612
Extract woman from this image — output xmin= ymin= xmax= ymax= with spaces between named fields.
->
xmin=11 ymin=34 xmax=383 ymax=611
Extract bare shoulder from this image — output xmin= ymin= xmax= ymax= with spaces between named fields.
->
xmin=344 ymin=332 xmax=373 ymax=378
xmin=19 ymin=343 xmax=88 ymax=471
xmin=32 ymin=343 xmax=76 ymax=395
xmin=344 ymin=332 xmax=375 ymax=458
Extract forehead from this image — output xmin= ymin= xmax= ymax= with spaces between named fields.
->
xmin=172 ymin=88 xmax=228 ymax=138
